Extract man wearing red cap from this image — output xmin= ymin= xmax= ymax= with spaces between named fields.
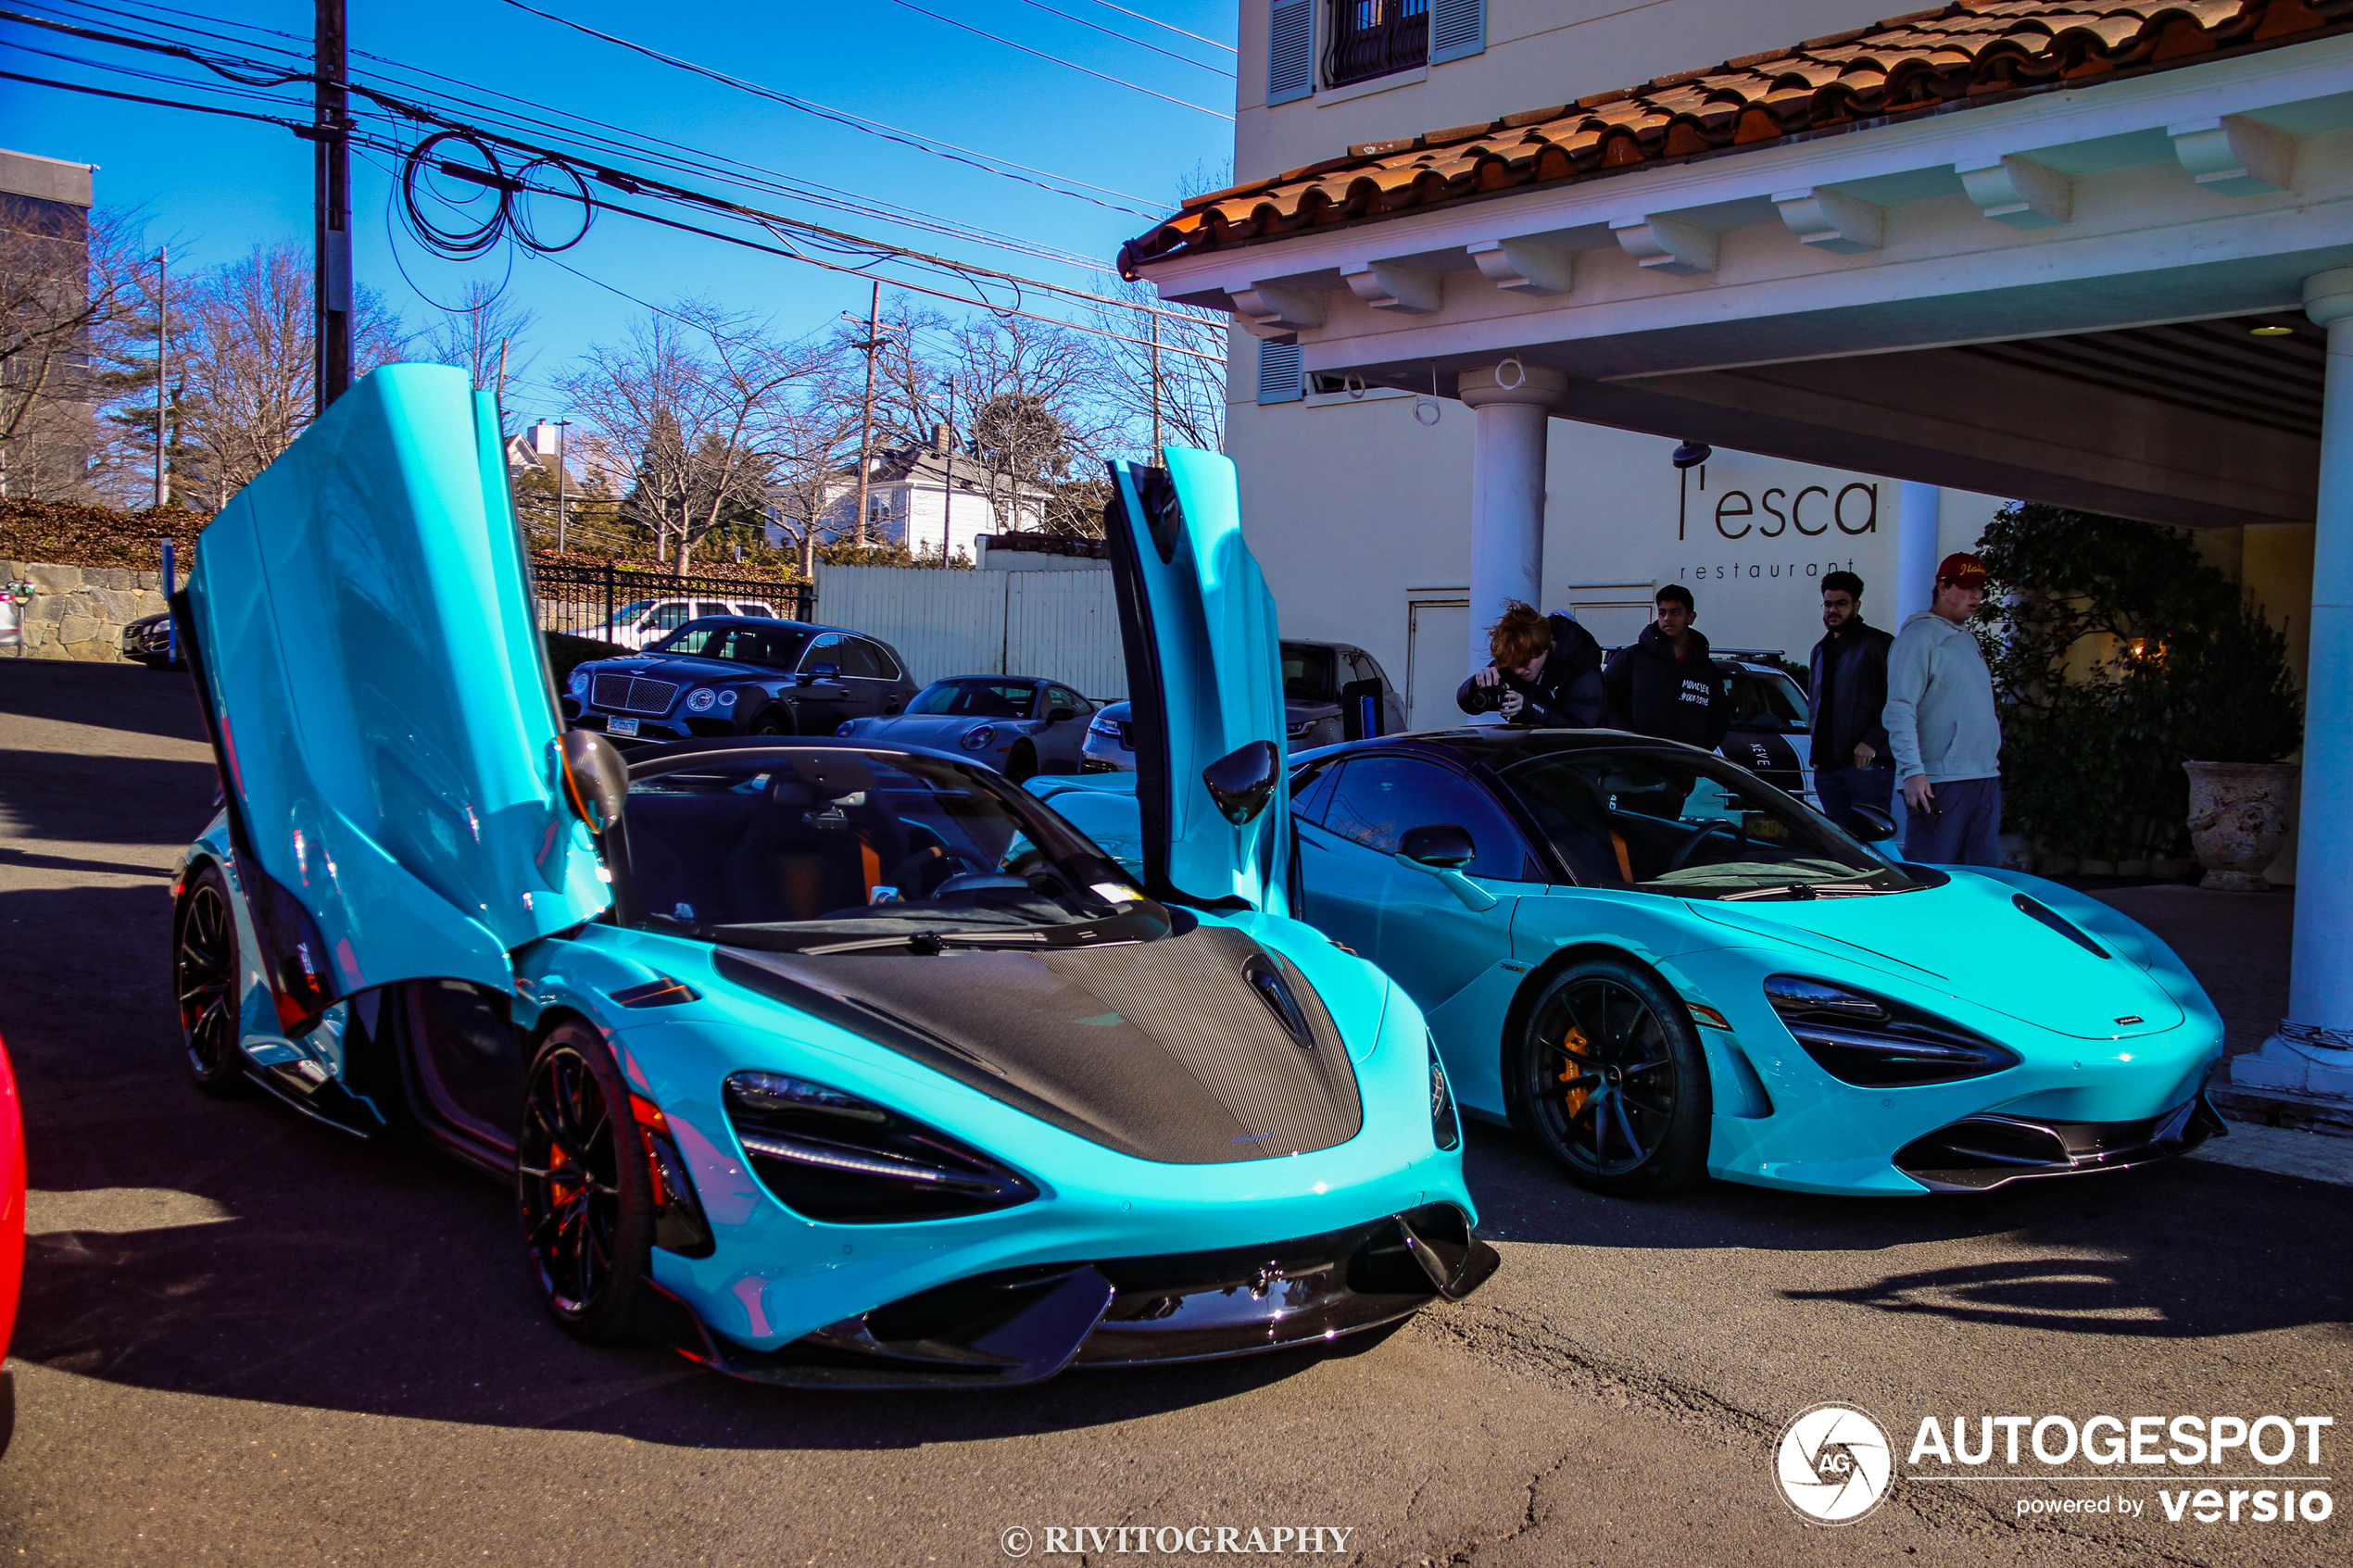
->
xmin=1883 ymin=553 xmax=2003 ymax=866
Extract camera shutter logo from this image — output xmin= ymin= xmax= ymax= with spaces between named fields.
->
xmin=1775 ymin=1403 xmax=1894 ymax=1524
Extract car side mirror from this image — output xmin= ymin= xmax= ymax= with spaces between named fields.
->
xmin=1048 ymin=707 xmax=1076 ymax=724
xmin=558 ymin=729 xmax=628 ymax=834
xmin=810 ymin=661 xmax=840 ymax=680
xmin=1393 ymin=822 xmax=1498 ymax=911
xmin=1202 ymin=739 xmax=1282 ymax=825
xmin=1846 ymin=804 xmax=1897 ymax=843
xmin=1401 ymin=822 xmax=1475 ymax=869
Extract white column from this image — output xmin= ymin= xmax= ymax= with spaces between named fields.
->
xmin=2234 ymin=268 xmax=2353 ymax=1102
xmin=1892 ymin=481 xmax=1942 ymax=625
xmin=1458 ymin=364 xmax=1567 ymax=678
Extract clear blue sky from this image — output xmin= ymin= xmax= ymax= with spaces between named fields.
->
xmin=0 ymin=0 xmax=1235 ymax=420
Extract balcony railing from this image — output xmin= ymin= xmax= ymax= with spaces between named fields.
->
xmin=1327 ymin=0 xmax=1428 ymax=88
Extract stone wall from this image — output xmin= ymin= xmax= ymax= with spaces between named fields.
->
xmin=0 ymin=560 xmax=170 ymax=662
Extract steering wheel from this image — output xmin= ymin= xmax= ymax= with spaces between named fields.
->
xmin=888 ymin=845 xmax=987 ymax=900
xmin=1667 ymin=818 xmax=1741 ymax=873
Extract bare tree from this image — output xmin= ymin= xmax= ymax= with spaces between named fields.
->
xmin=1087 ymin=280 xmax=1229 ymax=458
xmin=422 ymin=277 xmax=536 ymax=392
xmin=563 ymin=302 xmax=835 ymax=574
xmin=170 ymin=242 xmax=406 ymax=509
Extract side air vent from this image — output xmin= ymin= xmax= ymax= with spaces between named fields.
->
xmin=2012 ymin=894 xmax=2109 ymax=959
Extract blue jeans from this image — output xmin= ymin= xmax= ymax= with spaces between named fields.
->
xmin=1814 ymin=762 xmax=1894 ymax=833
xmin=1901 ymin=775 xmax=2004 ymax=868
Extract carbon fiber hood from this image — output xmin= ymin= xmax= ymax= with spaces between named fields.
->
xmin=713 ymin=924 xmax=1364 ymax=1164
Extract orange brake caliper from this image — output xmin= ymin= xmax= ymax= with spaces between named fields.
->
xmin=1559 ymin=1022 xmax=1591 ymax=1118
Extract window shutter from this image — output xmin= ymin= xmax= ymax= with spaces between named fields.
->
xmin=1429 ymin=0 xmax=1484 ymax=64
xmin=1267 ymin=0 xmax=1314 ymax=105
xmin=1255 ymin=340 xmax=1304 ymax=405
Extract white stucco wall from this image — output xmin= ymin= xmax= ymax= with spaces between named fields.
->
xmin=1226 ymin=379 xmax=2005 ymax=728
xmin=1235 ymin=0 xmax=1897 ymax=181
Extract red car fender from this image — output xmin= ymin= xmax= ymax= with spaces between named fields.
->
xmin=0 ymin=1026 xmax=21 ymax=1455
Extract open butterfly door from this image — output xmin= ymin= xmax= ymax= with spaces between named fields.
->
xmin=1101 ymin=448 xmax=1290 ymax=912
xmin=179 ymin=363 xmax=610 ymax=1019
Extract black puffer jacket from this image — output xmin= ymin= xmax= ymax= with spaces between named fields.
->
xmin=1807 ymin=617 xmax=1894 ymax=769
xmin=1455 ymin=612 xmax=1605 ymax=726
xmin=1601 ymin=624 xmax=1730 ymax=748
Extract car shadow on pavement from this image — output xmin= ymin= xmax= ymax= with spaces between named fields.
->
xmin=0 ymin=659 xmax=208 ymax=746
xmin=1460 ymin=1123 xmax=2352 ymax=1340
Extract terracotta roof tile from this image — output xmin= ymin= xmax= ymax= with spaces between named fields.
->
xmin=1122 ymin=0 xmax=2352 ymax=272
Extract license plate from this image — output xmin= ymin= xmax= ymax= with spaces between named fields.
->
xmin=608 ymin=717 xmax=639 ymax=736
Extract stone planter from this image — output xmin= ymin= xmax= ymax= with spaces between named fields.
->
xmin=2183 ymin=760 xmax=2298 ymax=891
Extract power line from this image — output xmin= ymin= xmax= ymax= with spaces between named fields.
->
xmin=883 ymin=0 xmax=1231 ymax=119
xmin=494 ymin=0 xmax=1164 ymax=213
xmin=1076 ymin=0 xmax=1236 ymax=53
xmin=6 ymin=31 xmax=1225 ymax=366
xmin=1008 ymin=0 xmax=1233 ymax=76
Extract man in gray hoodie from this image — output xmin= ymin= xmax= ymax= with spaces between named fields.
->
xmin=1883 ymin=552 xmax=2003 ymax=866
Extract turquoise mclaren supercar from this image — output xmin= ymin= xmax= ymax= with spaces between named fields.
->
xmin=164 ymin=365 xmax=1492 ymax=1388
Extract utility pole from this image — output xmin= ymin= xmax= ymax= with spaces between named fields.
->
xmin=312 ymin=0 xmax=352 ymax=415
xmin=153 ymin=244 xmax=169 ymax=508
xmin=850 ymin=280 xmax=882 ymax=548
xmin=1149 ymin=309 xmax=1163 ymax=457
xmin=554 ymin=418 xmax=572 ymax=555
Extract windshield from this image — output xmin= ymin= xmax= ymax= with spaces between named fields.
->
xmin=650 ymin=622 xmax=812 ymax=668
xmin=619 ymin=747 xmax=1164 ymax=950
xmin=1495 ymin=748 xmax=1919 ymax=898
xmin=1724 ymin=669 xmax=1810 ymax=733
xmin=907 ymin=679 xmax=1036 ymax=719
xmin=1281 ymin=643 xmax=1338 ymax=702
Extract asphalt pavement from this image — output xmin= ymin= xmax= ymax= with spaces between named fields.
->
xmin=0 ymin=659 xmax=2345 ymax=1567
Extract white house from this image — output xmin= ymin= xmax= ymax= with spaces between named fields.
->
xmin=795 ymin=433 xmax=1052 ymax=562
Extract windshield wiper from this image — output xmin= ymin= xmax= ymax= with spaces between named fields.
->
xmin=1718 ymin=879 xmax=1884 ymax=901
xmin=798 ymin=928 xmax=1052 ymax=956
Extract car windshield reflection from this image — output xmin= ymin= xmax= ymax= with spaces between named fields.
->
xmin=649 ymin=621 xmax=811 ymax=667
xmin=621 ymin=748 xmax=1164 ymax=950
xmin=1496 ymin=749 xmax=1919 ymax=898
xmin=1726 ymin=670 xmax=1811 ymax=734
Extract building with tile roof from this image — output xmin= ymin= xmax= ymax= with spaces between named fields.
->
xmin=1124 ymin=0 xmax=2353 ymax=1110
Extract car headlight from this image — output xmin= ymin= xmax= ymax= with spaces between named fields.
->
xmin=717 ymin=688 xmax=736 ymax=707
xmin=1428 ymin=1030 xmax=1460 ymax=1151
xmin=836 ymin=721 xmax=858 ymax=736
xmin=962 ymin=725 xmax=995 ymax=750
xmin=1088 ymin=716 xmax=1120 ymax=738
xmin=686 ymin=687 xmax=716 ymax=712
xmin=723 ymin=1071 xmax=1037 ymax=1223
xmin=1287 ymin=720 xmax=1314 ymax=740
xmin=566 ymin=666 xmax=590 ymax=696
xmin=1764 ymin=976 xmax=2020 ymax=1086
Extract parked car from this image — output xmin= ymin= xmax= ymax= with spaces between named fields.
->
xmin=121 ymin=609 xmax=182 ymax=669
xmin=165 ymin=365 xmax=1492 ymax=1388
xmin=1082 ymin=640 xmax=1404 ymax=773
xmin=1713 ymin=649 xmax=1816 ymax=803
xmin=836 ymin=676 xmax=1095 ymax=782
xmin=585 ymin=595 xmax=785 ymax=651
xmin=0 ymin=1024 xmax=21 ymax=1458
xmin=564 ymin=617 xmax=917 ymax=742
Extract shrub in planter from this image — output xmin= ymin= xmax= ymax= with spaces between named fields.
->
xmin=1978 ymin=505 xmax=2299 ymax=872
xmin=2171 ymin=596 xmax=2303 ymax=890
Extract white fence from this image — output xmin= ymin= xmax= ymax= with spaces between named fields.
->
xmin=816 ymin=565 xmax=1127 ymax=699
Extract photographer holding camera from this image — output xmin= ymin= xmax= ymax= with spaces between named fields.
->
xmin=1457 ymin=600 xmax=1605 ymax=728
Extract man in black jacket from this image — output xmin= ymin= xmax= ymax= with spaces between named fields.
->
xmin=1807 ymin=571 xmax=1894 ymax=829
xmin=1456 ymin=600 xmax=1605 ymax=727
xmin=1601 ymin=585 xmax=1730 ymax=748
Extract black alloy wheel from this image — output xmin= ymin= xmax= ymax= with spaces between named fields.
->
xmin=1509 ymin=957 xmax=1710 ymax=1197
xmin=516 ymin=1022 xmax=655 ymax=1343
xmin=174 ymin=863 xmax=248 ymax=1097
xmin=1005 ymin=740 xmax=1038 ymax=783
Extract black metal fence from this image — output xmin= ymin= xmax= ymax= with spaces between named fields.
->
xmin=532 ymin=559 xmax=816 ymax=646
